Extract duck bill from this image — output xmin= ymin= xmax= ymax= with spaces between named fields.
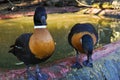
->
xmin=41 ymin=16 xmax=47 ymax=25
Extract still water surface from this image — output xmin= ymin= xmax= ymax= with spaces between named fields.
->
xmin=0 ymin=13 xmax=120 ymax=69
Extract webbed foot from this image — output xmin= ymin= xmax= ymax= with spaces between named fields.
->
xmin=71 ymin=62 xmax=82 ymax=69
xmin=26 ymin=68 xmax=36 ymax=80
xmin=36 ymin=65 xmax=49 ymax=80
xmin=83 ymin=60 xmax=93 ymax=67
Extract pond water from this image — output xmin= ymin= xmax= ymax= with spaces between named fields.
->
xmin=0 ymin=13 xmax=120 ymax=69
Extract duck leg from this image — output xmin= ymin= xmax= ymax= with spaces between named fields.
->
xmin=26 ymin=65 xmax=36 ymax=80
xmin=35 ymin=64 xmax=49 ymax=80
xmin=83 ymin=53 xmax=93 ymax=67
xmin=71 ymin=49 xmax=82 ymax=69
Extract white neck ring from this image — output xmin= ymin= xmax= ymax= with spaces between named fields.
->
xmin=34 ymin=25 xmax=47 ymax=29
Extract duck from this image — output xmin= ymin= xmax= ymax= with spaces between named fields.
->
xmin=68 ymin=23 xmax=98 ymax=69
xmin=9 ymin=6 xmax=55 ymax=80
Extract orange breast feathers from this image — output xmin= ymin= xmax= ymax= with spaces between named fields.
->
xmin=71 ymin=32 xmax=97 ymax=53
xmin=29 ymin=28 xmax=55 ymax=59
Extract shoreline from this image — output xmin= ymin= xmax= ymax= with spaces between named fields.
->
xmin=0 ymin=40 xmax=120 ymax=79
xmin=0 ymin=6 xmax=80 ymax=20
xmin=1 ymin=6 xmax=120 ymax=20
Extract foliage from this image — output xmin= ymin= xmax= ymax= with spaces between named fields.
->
xmin=92 ymin=2 xmax=113 ymax=9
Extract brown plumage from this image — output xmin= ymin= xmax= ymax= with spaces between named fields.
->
xmin=71 ymin=31 xmax=97 ymax=53
xmin=68 ymin=23 xmax=98 ymax=69
xmin=29 ymin=28 xmax=55 ymax=59
xmin=9 ymin=6 xmax=55 ymax=80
